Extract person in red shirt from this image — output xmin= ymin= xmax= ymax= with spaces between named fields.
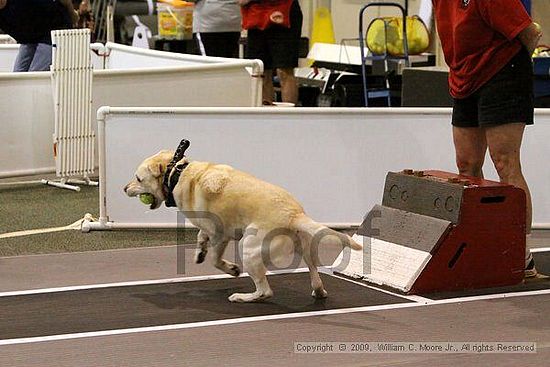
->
xmin=239 ymin=0 xmax=303 ymax=105
xmin=432 ymin=0 xmax=541 ymax=277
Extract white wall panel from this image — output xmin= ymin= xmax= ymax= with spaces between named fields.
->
xmin=95 ymin=107 xmax=550 ymax=228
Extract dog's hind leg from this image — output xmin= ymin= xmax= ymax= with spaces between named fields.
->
xmin=211 ymin=239 xmax=241 ymax=277
xmin=301 ymin=235 xmax=328 ymax=299
xmin=228 ymin=229 xmax=273 ymax=303
xmin=228 ymin=253 xmax=272 ymax=302
xmin=195 ymin=230 xmax=209 ymax=264
xmin=305 ymin=260 xmax=328 ymax=299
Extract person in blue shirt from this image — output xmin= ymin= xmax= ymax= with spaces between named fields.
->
xmin=0 ymin=0 xmax=78 ymax=71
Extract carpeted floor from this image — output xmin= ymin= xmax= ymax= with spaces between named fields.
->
xmin=0 ymin=184 xmax=97 ymax=233
xmin=0 ymin=181 xmax=197 ymax=257
xmin=0 ymin=273 xmax=411 ymax=340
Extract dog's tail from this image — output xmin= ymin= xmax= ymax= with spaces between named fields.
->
xmin=291 ymin=215 xmax=362 ymax=251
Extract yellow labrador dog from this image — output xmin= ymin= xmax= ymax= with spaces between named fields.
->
xmin=124 ymin=140 xmax=361 ymax=303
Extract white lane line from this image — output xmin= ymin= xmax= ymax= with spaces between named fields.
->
xmin=0 ymin=267 xmax=423 ymax=302
xmin=0 ymin=268 xmax=309 ymax=298
xmin=1 ymin=288 xmax=549 ymax=346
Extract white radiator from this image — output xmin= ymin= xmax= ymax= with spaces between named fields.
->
xmin=51 ymin=29 xmax=95 ymax=179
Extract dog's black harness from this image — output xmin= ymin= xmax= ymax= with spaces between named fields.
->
xmin=163 ymin=139 xmax=190 ymax=208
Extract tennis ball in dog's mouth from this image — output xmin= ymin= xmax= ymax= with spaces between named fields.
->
xmin=139 ymin=193 xmax=155 ymax=205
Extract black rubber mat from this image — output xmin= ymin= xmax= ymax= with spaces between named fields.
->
xmin=0 ymin=273 xmax=410 ymax=340
xmin=425 ymin=251 xmax=550 ymax=300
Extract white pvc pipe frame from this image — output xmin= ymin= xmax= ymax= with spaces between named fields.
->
xmin=87 ymin=107 xmax=550 ymax=231
xmin=0 ymin=43 xmax=263 ymax=179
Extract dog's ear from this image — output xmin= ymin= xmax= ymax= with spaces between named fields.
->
xmin=147 ymin=150 xmax=173 ymax=178
xmin=148 ymin=163 xmax=165 ymax=178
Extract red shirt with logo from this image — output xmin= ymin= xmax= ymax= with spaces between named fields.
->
xmin=433 ymin=0 xmax=531 ymax=98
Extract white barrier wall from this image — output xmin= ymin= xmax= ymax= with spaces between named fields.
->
xmin=1 ymin=73 xmax=55 ymax=177
xmin=0 ymin=44 xmax=19 ymax=72
xmin=0 ymin=43 xmax=262 ymax=178
xmin=89 ymin=107 xmax=550 ymax=231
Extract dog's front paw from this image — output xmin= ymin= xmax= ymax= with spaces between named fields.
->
xmin=195 ymin=249 xmax=207 ymax=264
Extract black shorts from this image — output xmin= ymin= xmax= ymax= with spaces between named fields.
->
xmin=245 ymin=0 xmax=303 ymax=70
xmin=452 ymin=48 xmax=534 ymax=128
xmin=193 ymin=32 xmax=241 ymax=58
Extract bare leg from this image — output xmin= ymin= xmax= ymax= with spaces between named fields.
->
xmin=277 ymin=67 xmax=298 ymax=104
xmin=452 ymin=126 xmax=487 ymax=177
xmin=485 ymin=123 xmax=532 ymax=235
xmin=455 ymin=123 xmax=532 ymax=267
xmin=262 ymin=69 xmax=275 ymax=105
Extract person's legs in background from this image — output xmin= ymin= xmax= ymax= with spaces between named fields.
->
xmin=13 ymin=43 xmax=52 ymax=72
xmin=28 ymin=43 xmax=53 ymax=71
xmin=276 ymin=67 xmax=298 ymax=104
xmin=245 ymin=28 xmax=274 ymax=104
xmin=13 ymin=43 xmax=38 ymax=72
xmin=245 ymin=1 xmax=302 ymax=105
xmin=261 ymin=67 xmax=300 ymax=105
xmin=270 ymin=0 xmax=302 ymax=104
xmin=262 ymin=69 xmax=275 ymax=105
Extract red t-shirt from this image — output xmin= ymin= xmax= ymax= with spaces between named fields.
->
xmin=433 ymin=0 xmax=531 ymax=98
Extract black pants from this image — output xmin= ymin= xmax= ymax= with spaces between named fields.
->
xmin=193 ymin=32 xmax=241 ymax=58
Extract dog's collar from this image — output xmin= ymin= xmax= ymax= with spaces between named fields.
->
xmin=162 ymin=139 xmax=191 ymax=208
xmin=163 ymin=162 xmax=189 ymax=208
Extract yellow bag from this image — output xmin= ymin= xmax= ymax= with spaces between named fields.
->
xmin=366 ymin=16 xmax=429 ymax=56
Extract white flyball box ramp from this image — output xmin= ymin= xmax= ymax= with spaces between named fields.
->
xmin=333 ymin=234 xmax=433 ymax=293
xmin=85 ymin=107 xmax=550 ymax=231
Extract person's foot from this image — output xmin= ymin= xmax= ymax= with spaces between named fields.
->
xmin=525 ymin=258 xmax=538 ymax=278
